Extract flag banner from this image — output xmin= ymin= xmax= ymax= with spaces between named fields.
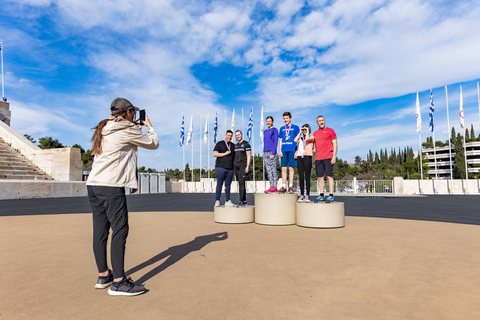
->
xmin=247 ymin=106 xmax=253 ymax=140
xmin=460 ymin=85 xmax=465 ymax=129
xmin=260 ymin=106 xmax=264 ymax=142
xmin=204 ymin=113 xmax=209 ymax=146
xmin=186 ymin=114 xmax=193 ymax=146
xmin=231 ymin=109 xmax=235 ymax=132
xmin=214 ymin=113 xmax=218 ymax=144
xmin=415 ymin=90 xmax=421 ymax=133
xmin=0 ymin=40 xmax=2 ymax=51
xmin=429 ymin=89 xmax=434 ymax=132
xmin=180 ymin=116 xmax=185 ymax=146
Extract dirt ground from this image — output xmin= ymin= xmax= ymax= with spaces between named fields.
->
xmin=1 ymin=211 xmax=479 ymax=320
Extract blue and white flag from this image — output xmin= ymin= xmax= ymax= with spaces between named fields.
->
xmin=231 ymin=109 xmax=235 ymax=132
xmin=247 ymin=107 xmax=253 ymax=140
xmin=213 ymin=112 xmax=218 ymax=144
xmin=179 ymin=116 xmax=184 ymax=146
xmin=429 ymin=89 xmax=434 ymax=132
xmin=0 ymin=40 xmax=2 ymax=51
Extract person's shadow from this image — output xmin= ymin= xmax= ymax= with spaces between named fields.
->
xmin=126 ymin=232 xmax=228 ymax=284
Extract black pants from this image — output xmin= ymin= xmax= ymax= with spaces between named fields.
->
xmin=297 ymin=156 xmax=312 ymax=196
xmin=234 ymin=164 xmax=247 ymax=202
xmin=87 ymin=186 xmax=129 ymax=279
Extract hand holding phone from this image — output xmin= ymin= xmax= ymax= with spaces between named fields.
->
xmin=139 ymin=109 xmax=146 ymax=124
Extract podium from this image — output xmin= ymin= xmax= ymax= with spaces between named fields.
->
xmin=254 ymin=193 xmax=297 ymax=225
xmin=296 ymin=202 xmax=345 ymax=228
xmin=214 ymin=205 xmax=255 ymax=224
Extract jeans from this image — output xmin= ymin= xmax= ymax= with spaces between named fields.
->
xmin=87 ymin=186 xmax=129 ymax=279
xmin=215 ymin=167 xmax=234 ymax=201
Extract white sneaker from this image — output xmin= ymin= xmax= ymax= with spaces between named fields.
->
xmin=225 ymin=200 xmax=235 ymax=207
xmin=305 ymin=195 xmax=310 ymax=203
xmin=297 ymin=195 xmax=304 ymax=203
xmin=214 ymin=200 xmax=220 ymax=207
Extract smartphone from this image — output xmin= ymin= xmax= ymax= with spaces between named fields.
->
xmin=139 ymin=109 xmax=146 ymax=124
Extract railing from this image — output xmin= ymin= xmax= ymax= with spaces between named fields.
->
xmin=355 ymin=180 xmax=393 ymax=194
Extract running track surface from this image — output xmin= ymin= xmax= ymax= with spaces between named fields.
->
xmin=1 ymin=194 xmax=479 ymax=226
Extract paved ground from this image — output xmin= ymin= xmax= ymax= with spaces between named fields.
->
xmin=1 ymin=193 xmax=480 ymax=225
xmin=1 ymin=194 xmax=480 ymax=319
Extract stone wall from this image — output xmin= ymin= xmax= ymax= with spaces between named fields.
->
xmin=0 ymin=101 xmax=11 ymax=125
xmin=0 ymin=120 xmax=83 ymax=181
xmin=0 ymin=180 xmax=87 ymax=200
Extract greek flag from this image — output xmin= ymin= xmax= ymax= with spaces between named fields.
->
xmin=231 ymin=109 xmax=235 ymax=132
xmin=179 ymin=116 xmax=184 ymax=146
xmin=0 ymin=40 xmax=2 ymax=51
xmin=429 ymin=89 xmax=434 ymax=132
xmin=247 ymin=107 xmax=253 ymax=140
xmin=213 ymin=113 xmax=218 ymax=144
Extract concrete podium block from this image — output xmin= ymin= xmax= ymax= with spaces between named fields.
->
xmin=296 ymin=202 xmax=345 ymax=228
xmin=214 ymin=205 xmax=255 ymax=224
xmin=254 ymin=193 xmax=297 ymax=225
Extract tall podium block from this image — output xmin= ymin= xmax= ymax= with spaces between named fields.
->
xmin=254 ymin=193 xmax=297 ymax=225
xmin=214 ymin=205 xmax=255 ymax=224
xmin=296 ymin=202 xmax=345 ymax=228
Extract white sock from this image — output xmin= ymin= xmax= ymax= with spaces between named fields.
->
xmin=289 ymin=183 xmax=293 ymax=188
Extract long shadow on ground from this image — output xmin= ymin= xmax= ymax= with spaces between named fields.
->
xmin=126 ymin=232 xmax=228 ymax=284
xmin=1 ymin=194 xmax=480 ymax=226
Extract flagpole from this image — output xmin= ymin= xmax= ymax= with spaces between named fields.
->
xmin=478 ymin=82 xmax=480 ymax=131
xmin=0 ymin=40 xmax=4 ymax=99
xmin=224 ymin=110 xmax=226 ymax=135
xmin=415 ymin=90 xmax=423 ymax=193
xmin=200 ymin=113 xmax=202 ymax=187
xmin=207 ymin=113 xmax=210 ymax=181
xmin=252 ymin=116 xmax=256 ymax=193
xmin=445 ymin=86 xmax=453 ymax=188
xmin=242 ymin=107 xmax=244 ymax=135
xmin=460 ymin=84 xmax=469 ymax=194
xmin=192 ymin=115 xmax=194 ymax=192
xmin=183 ymin=143 xmax=186 ymax=193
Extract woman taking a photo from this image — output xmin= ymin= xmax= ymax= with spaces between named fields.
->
xmin=86 ymin=97 xmax=159 ymax=296
xmin=294 ymin=124 xmax=313 ymax=202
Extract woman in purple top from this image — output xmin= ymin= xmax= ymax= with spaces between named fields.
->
xmin=263 ymin=116 xmax=279 ymax=193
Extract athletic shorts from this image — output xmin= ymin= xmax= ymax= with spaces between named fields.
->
xmin=315 ymin=159 xmax=333 ymax=177
xmin=281 ymin=151 xmax=297 ymax=168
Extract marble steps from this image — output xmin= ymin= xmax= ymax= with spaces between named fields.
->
xmin=0 ymin=140 xmax=51 ymax=180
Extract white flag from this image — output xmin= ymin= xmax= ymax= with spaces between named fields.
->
xmin=186 ymin=114 xmax=193 ymax=146
xmin=260 ymin=106 xmax=264 ymax=142
xmin=415 ymin=90 xmax=421 ymax=133
xmin=204 ymin=113 xmax=209 ymax=146
xmin=460 ymin=84 xmax=465 ymax=129
xmin=231 ymin=109 xmax=235 ymax=132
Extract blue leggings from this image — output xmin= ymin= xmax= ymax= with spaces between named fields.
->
xmin=215 ymin=167 xmax=234 ymax=201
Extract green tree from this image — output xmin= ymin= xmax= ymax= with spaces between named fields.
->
xmin=23 ymin=134 xmax=36 ymax=144
xmin=453 ymin=133 xmax=466 ymax=179
xmin=38 ymin=136 xmax=64 ymax=149
xmin=354 ymin=156 xmax=362 ymax=165
xmin=471 ymin=124 xmax=475 ymax=141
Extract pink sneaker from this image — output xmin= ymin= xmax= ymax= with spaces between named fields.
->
xmin=265 ymin=187 xmax=279 ymax=194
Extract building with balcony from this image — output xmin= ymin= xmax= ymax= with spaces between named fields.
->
xmin=422 ymin=141 xmax=480 ymax=178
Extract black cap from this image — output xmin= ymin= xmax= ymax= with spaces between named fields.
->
xmin=110 ymin=98 xmax=139 ymax=114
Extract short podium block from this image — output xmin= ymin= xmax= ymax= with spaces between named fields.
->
xmin=296 ymin=202 xmax=345 ymax=228
xmin=214 ymin=205 xmax=255 ymax=224
xmin=254 ymin=193 xmax=297 ymax=225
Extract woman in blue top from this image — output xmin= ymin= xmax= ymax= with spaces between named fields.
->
xmin=263 ymin=116 xmax=279 ymax=193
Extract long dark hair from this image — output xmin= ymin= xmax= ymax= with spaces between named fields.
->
xmin=301 ymin=123 xmax=311 ymax=135
xmin=91 ymin=112 xmax=128 ymax=155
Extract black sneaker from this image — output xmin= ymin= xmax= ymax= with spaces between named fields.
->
xmin=237 ymin=201 xmax=245 ymax=207
xmin=108 ymin=277 xmax=146 ymax=296
xmin=95 ymin=269 xmax=113 ymax=289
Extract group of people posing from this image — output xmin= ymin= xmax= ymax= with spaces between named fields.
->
xmin=214 ymin=111 xmax=337 ymax=206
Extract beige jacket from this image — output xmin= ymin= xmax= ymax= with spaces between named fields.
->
xmin=86 ymin=116 xmax=159 ymax=191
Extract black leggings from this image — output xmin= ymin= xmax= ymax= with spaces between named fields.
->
xmin=297 ymin=156 xmax=312 ymax=196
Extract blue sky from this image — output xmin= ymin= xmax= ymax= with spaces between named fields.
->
xmin=1 ymin=0 xmax=480 ymax=171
